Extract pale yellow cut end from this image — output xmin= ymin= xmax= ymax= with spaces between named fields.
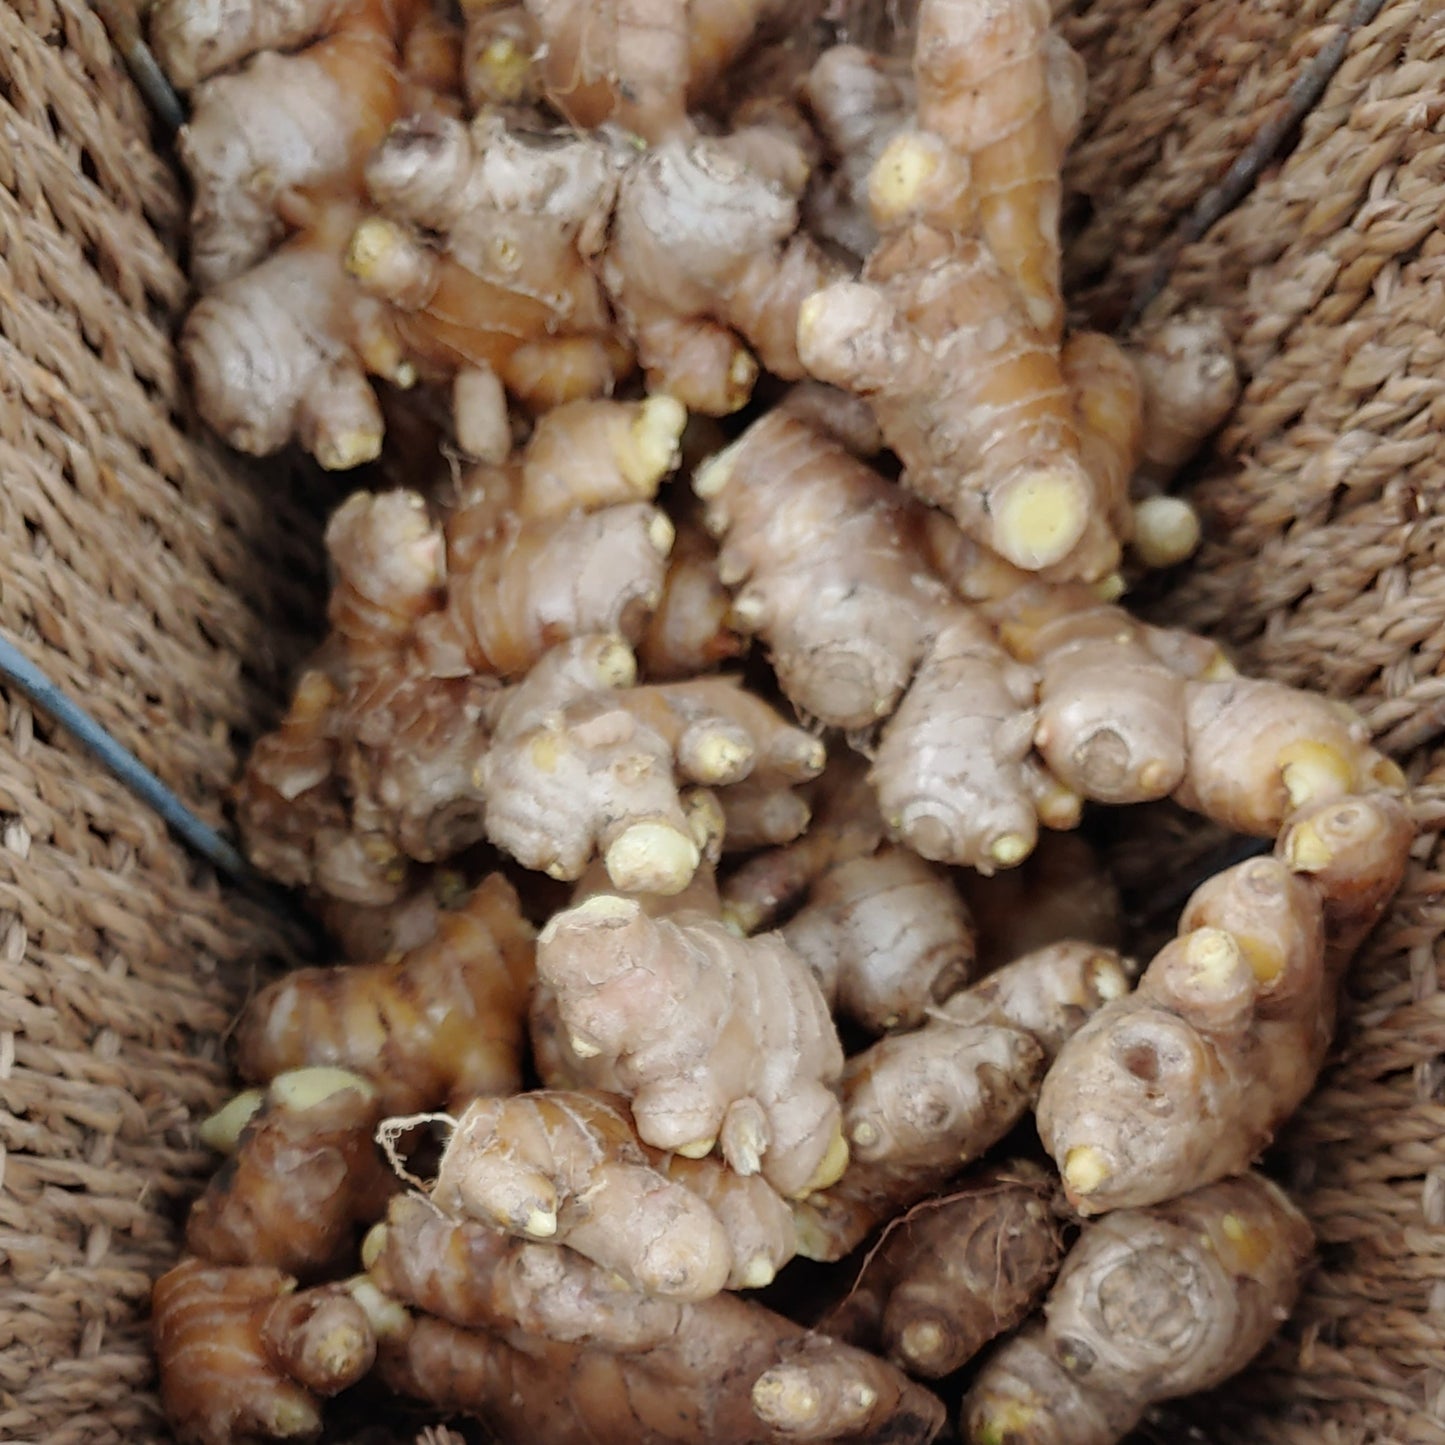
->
xmin=1283 ymin=818 xmax=1335 ymax=874
xmin=316 ymin=428 xmax=383 ymax=472
xmin=1091 ymin=955 xmax=1132 ymax=1002
xmin=675 ymin=1136 xmax=717 ymax=1160
xmin=791 ymin=1205 xmax=835 ymax=1263
xmin=693 ymin=439 xmax=741 ymax=499
xmin=849 ymin=1119 xmax=880 ymax=1150
xmin=527 ymin=731 xmax=565 ymax=774
xmin=724 ymin=350 xmax=760 ymax=411
xmin=345 ymin=1277 xmax=410 ymax=1339
xmin=990 ymin=832 xmax=1032 ymax=867
xmin=1063 ymin=1144 xmax=1110 ymax=1197
xmin=1131 ymin=495 xmax=1202 ymax=569
xmin=900 ymin=1320 xmax=947 ymax=1369
xmin=752 ymin=1368 xmax=821 ymax=1428
xmin=1183 ymin=927 xmax=1246 ymax=990
xmin=568 ymin=1032 xmax=602 ymax=1060
xmin=1221 ymin=1212 xmax=1247 ymax=1243
xmin=804 ymin=1125 xmax=851 ymax=1195
xmin=604 ymin=823 xmax=700 ymax=896
xmin=269 ymin=1398 xmax=322 ymax=1438
xmin=795 ymin=291 xmax=828 ymax=349
xmin=346 ymin=217 xmax=408 ymax=282
xmin=1092 ymin=571 xmax=1127 ymax=602
xmin=270 ymin=1066 xmax=375 ymax=1112
xmin=691 ymin=732 xmax=753 ymax=785
xmin=647 ymin=510 xmax=677 ymax=557
xmin=478 ymin=37 xmax=533 ymax=103
xmin=359 ymin=1222 xmax=388 ymax=1272
xmin=522 ymin=1206 xmax=557 ymax=1239
xmin=683 ymin=789 xmax=727 ymax=852
xmin=1137 ymin=759 xmax=1174 ymax=795
xmin=737 ymin=1254 xmax=777 ymax=1290
xmin=1281 ymin=741 xmax=1355 ymax=808
xmin=867 ymin=131 xmax=940 ymax=224
xmin=593 ymin=636 xmax=638 ymax=691
xmin=197 ymin=1089 xmax=264 ymax=1153
xmin=991 ymin=466 xmax=1090 ymax=570
xmin=728 ymin=593 xmax=767 ymax=631
xmin=1236 ymin=935 xmax=1285 ymax=985
xmin=569 ymin=893 xmax=642 ymax=921
xmin=622 ymin=395 xmax=687 ymax=490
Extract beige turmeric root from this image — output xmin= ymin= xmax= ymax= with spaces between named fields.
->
xmin=961 ymin=1173 xmax=1313 ymax=1445
xmin=823 ymin=1163 xmax=1063 ymax=1380
xmin=233 ymin=874 xmax=535 ymax=1114
xmin=152 ymin=1257 xmax=375 ymax=1445
xmin=536 ymin=894 xmax=846 ymax=1197
xmin=698 ymin=412 xmax=1047 ymax=871
xmin=428 ymin=1089 xmax=734 ymax=1300
xmin=795 ymin=941 xmax=1130 ymax=1262
xmin=187 ymin=1067 xmax=395 ymax=1276
xmin=1038 ymin=793 xmax=1413 ymax=1214
xmin=362 ymin=1276 xmax=947 ymax=1443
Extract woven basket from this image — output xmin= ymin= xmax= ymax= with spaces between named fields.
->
xmin=3 ymin=0 xmax=1443 ymax=1441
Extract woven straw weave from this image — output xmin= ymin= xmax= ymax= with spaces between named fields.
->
xmin=3 ymin=0 xmax=1444 ymax=1441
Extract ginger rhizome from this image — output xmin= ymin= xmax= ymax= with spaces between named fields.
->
xmin=187 ymin=1067 xmax=395 ymax=1276
xmin=233 ymin=873 xmax=536 ymax=1114
xmin=536 ymin=895 xmax=846 ymax=1197
xmin=1039 ymin=793 xmax=1414 ymax=1214
xmin=961 ymin=1173 xmax=1313 ymax=1445
xmin=794 ymin=941 xmax=1130 ymax=1262
xmin=697 ymin=410 xmax=1056 ymax=872
xmin=428 ymin=1089 xmax=736 ymax=1300
xmin=824 ymin=1163 xmax=1063 ymax=1380
xmin=152 ymin=1258 xmax=376 ymax=1445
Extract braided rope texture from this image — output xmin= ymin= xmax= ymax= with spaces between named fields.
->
xmin=4 ymin=0 xmax=1444 ymax=1440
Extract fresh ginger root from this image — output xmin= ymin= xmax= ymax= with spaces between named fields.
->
xmin=536 ymin=893 xmax=846 ymax=1197
xmin=416 ymin=394 xmax=687 ymax=677
xmin=823 ymin=1163 xmax=1063 ymax=1380
xmin=483 ymin=645 xmax=823 ymax=893
xmin=961 ymin=1173 xmax=1313 ymax=1445
xmin=361 ymin=1262 xmax=947 ymax=1444
xmin=795 ymin=941 xmax=1130 ymax=1262
xmin=366 ymin=1192 xmax=688 ymax=1348
xmin=182 ymin=197 xmax=410 ymax=468
xmin=602 ymin=132 xmax=846 ymax=415
xmin=350 ymin=112 xmax=629 ymax=418
xmin=1039 ymin=793 xmax=1414 ymax=1214
xmin=187 ymin=1067 xmax=395 ymax=1276
xmin=162 ymin=0 xmax=425 ymax=288
xmin=515 ymin=0 xmax=792 ymax=143
xmin=698 ymin=411 xmax=1059 ymax=871
xmin=427 ymin=1089 xmax=735 ymax=1300
xmin=638 ymin=510 xmax=748 ymax=681
xmin=152 ymin=1258 xmax=376 ymax=1445
xmin=232 ymin=874 xmax=535 ymax=1114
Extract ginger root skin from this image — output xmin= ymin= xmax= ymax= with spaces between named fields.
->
xmin=233 ymin=874 xmax=536 ymax=1114
xmin=152 ymin=1258 xmax=375 ymax=1445
xmin=186 ymin=1067 xmax=395 ymax=1277
xmin=824 ymin=1163 xmax=1064 ymax=1380
xmin=961 ymin=1173 xmax=1313 ymax=1445
xmin=536 ymin=895 xmax=846 ymax=1198
xmin=1040 ymin=794 xmax=1413 ymax=1214
xmin=429 ymin=1089 xmax=735 ymax=1301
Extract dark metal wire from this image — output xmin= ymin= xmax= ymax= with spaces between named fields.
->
xmin=0 ymin=631 xmax=254 ymax=884
xmin=88 ymin=0 xmax=187 ymax=134
xmin=1125 ymin=0 xmax=1394 ymax=327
